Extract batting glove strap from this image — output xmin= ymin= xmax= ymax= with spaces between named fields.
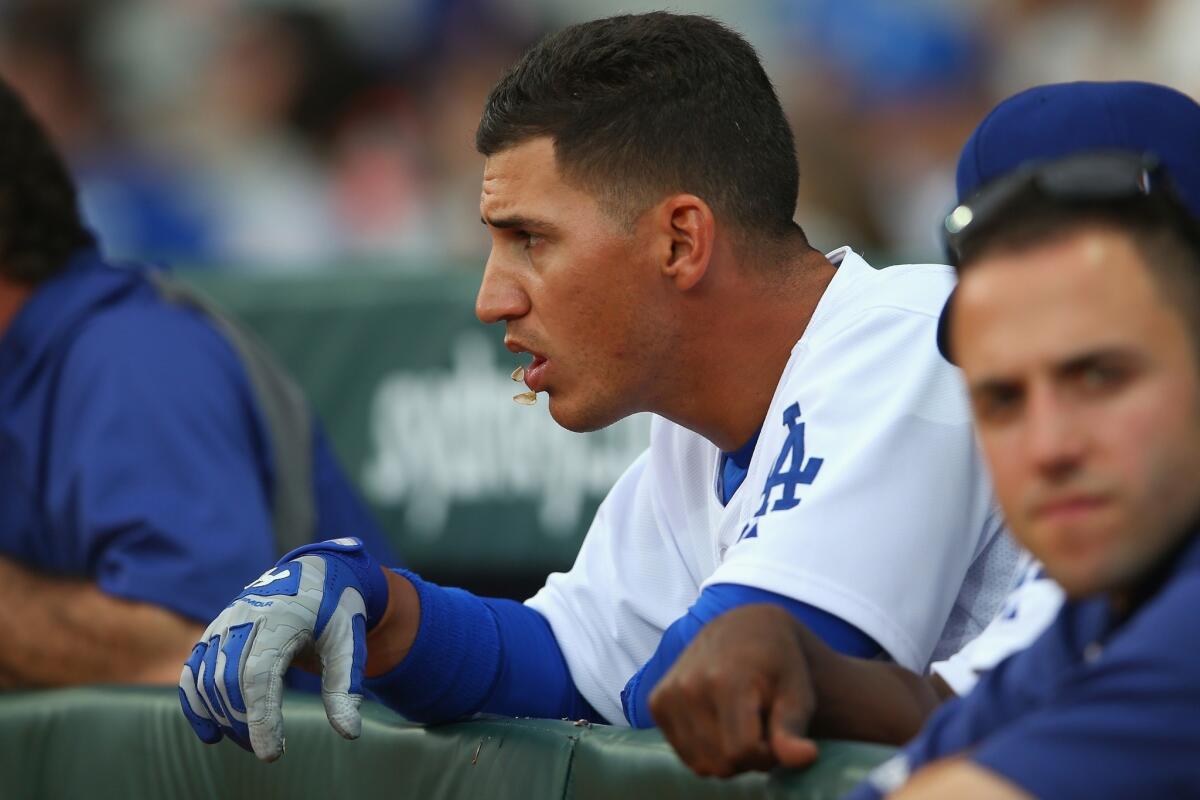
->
xmin=270 ymin=537 xmax=389 ymax=631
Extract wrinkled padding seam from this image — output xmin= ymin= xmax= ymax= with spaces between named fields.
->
xmin=356 ymin=713 xmax=585 ymax=800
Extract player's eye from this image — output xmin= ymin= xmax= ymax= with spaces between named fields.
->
xmin=971 ymin=384 xmax=1024 ymax=425
xmin=519 ymin=231 xmax=544 ymax=250
xmin=1062 ymin=355 xmax=1134 ymax=398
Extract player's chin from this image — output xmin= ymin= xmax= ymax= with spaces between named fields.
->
xmin=546 ymin=391 xmax=624 ymax=433
xmin=1041 ymin=541 xmax=1129 ymax=599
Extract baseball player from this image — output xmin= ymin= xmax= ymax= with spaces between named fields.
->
xmin=178 ymin=12 xmax=1017 ymax=759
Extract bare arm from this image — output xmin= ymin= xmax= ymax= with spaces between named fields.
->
xmin=0 ymin=556 xmax=203 ymax=687
xmin=650 ymin=604 xmax=952 ymax=776
xmin=798 ymin=613 xmax=953 ymax=744
xmin=362 ymin=568 xmax=421 ymax=677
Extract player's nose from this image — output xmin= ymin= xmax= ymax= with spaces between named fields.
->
xmin=476 ymin=251 xmax=530 ymax=324
xmin=1024 ymin=385 xmax=1086 ymax=478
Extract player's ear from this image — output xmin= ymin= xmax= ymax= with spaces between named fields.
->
xmin=652 ymin=194 xmax=713 ymax=292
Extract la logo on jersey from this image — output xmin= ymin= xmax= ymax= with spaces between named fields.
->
xmin=739 ymin=402 xmax=823 ymax=541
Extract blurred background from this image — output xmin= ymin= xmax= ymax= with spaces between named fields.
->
xmin=5 ymin=0 xmax=1195 ymax=593
xmin=6 ymin=0 xmax=1198 ymax=270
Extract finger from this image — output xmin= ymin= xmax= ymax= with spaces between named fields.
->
xmin=649 ymin=682 xmax=702 ymax=772
xmin=767 ymin=676 xmax=820 ymax=769
xmin=656 ymin=688 xmax=728 ymax=776
xmin=714 ymin=683 xmax=774 ymax=774
xmin=200 ymin=633 xmax=252 ymax=753
xmin=215 ymin=622 xmax=257 ymax=750
xmin=178 ymin=642 xmax=222 ymax=744
xmin=241 ymin=613 xmax=312 ymax=762
xmin=656 ymin=707 xmax=710 ymax=776
xmin=317 ymin=599 xmax=369 ymax=740
xmin=770 ymin=728 xmax=819 ymax=769
xmin=198 ymin=634 xmax=229 ymax=725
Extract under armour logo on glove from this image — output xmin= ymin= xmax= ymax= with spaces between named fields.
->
xmin=178 ymin=537 xmax=389 ymax=761
xmin=243 ymin=565 xmax=297 ymax=592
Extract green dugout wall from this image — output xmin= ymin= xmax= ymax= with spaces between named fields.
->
xmin=0 ymin=688 xmax=895 ymax=799
xmin=182 ymin=268 xmax=651 ymax=585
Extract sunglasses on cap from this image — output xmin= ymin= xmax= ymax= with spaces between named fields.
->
xmin=942 ymin=151 xmax=1197 ymax=268
xmin=936 ymin=151 xmax=1200 ymax=363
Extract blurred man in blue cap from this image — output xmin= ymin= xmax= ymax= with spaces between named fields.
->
xmin=651 ymin=81 xmax=1200 ymax=797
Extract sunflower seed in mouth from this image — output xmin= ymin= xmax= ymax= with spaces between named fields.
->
xmin=511 ymin=365 xmax=525 ymax=382
xmin=512 ymin=390 xmax=537 ymax=405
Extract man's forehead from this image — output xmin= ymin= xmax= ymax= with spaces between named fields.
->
xmin=482 ymin=137 xmax=558 ymax=187
xmin=958 ymin=228 xmax=1155 ymax=313
xmin=480 ymin=136 xmax=608 ymax=227
xmin=954 ymin=229 xmax=1166 ymax=373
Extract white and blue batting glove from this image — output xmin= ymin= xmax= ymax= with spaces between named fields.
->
xmin=177 ymin=537 xmax=389 ymax=761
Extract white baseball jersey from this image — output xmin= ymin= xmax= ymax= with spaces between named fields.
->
xmin=930 ymin=553 xmax=1065 ymax=696
xmin=527 ymin=246 xmax=1021 ymax=725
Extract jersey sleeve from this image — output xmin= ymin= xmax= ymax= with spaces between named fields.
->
xmin=525 ymin=441 xmax=703 ymax=726
xmin=705 ymin=304 xmax=1000 ymax=671
xmin=968 ymin=572 xmax=1200 ymax=798
xmin=931 ymin=556 xmax=1064 ymax=696
xmin=620 ymin=582 xmax=881 ymax=727
xmin=43 ymin=304 xmax=279 ymax=622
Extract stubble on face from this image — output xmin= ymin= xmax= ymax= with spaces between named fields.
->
xmin=479 ymin=137 xmax=674 ymax=433
xmin=954 ymin=227 xmax=1200 ymax=599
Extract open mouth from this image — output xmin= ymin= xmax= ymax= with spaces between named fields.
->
xmin=524 ymin=354 xmax=549 ymax=392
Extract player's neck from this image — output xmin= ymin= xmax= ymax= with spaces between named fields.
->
xmin=1109 ymin=527 xmax=1198 ymax=624
xmin=0 ymin=277 xmax=34 ymax=342
xmin=663 ymin=246 xmax=835 ymax=451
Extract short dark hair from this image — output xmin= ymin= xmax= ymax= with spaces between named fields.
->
xmin=476 ymin=12 xmax=802 ymax=240
xmin=0 ymin=78 xmax=95 ymax=284
xmin=960 ymin=197 xmax=1200 ymax=353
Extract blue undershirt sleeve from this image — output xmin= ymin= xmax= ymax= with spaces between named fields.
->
xmin=363 ymin=568 xmax=599 ymax=724
xmin=621 ymin=582 xmax=883 ymax=728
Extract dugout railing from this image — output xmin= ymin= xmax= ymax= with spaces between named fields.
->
xmin=0 ymin=686 xmax=895 ymax=799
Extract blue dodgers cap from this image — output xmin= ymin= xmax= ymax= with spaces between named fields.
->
xmin=956 ymin=80 xmax=1200 ymax=218
xmin=938 ymin=80 xmax=1200 ymax=362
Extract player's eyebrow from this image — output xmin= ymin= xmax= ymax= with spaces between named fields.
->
xmin=1052 ymin=348 xmax=1142 ymax=379
xmin=480 ymin=214 xmax=558 ymax=233
xmin=968 ymin=375 xmax=1021 ymax=402
xmin=967 ymin=346 xmax=1145 ymax=396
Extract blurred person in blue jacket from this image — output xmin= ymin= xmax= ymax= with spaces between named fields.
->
xmin=0 ymin=76 xmax=395 ymax=688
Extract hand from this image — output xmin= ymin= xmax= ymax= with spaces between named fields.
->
xmin=649 ymin=604 xmax=821 ymax=777
xmin=177 ymin=537 xmax=389 ymax=761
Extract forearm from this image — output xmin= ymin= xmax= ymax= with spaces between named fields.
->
xmin=364 ymin=568 xmax=595 ymax=723
xmin=0 ymin=556 xmax=203 ymax=687
xmin=364 ymin=568 xmax=421 ymax=676
xmin=798 ymin=622 xmax=945 ymax=744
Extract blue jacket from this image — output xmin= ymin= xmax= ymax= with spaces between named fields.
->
xmin=0 ymin=249 xmax=394 ymax=623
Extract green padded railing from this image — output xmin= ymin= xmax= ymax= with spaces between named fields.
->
xmin=0 ymin=687 xmax=894 ymax=799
